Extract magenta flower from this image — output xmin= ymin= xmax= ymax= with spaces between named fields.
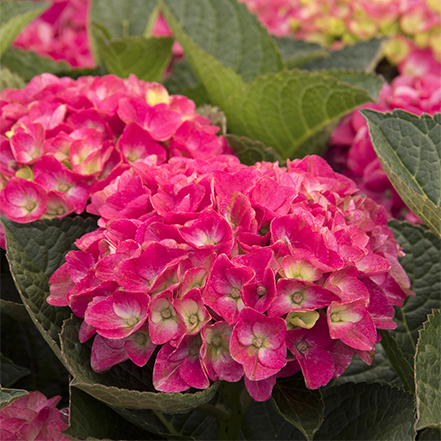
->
xmin=230 ymin=308 xmax=287 ymax=381
xmin=49 ymin=154 xmax=414 ymax=397
xmin=0 ymin=391 xmax=69 ymax=441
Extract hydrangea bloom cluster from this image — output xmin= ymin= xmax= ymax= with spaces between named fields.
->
xmin=0 ymin=74 xmax=229 ymax=247
xmin=328 ymin=49 xmax=441 ymax=222
xmin=13 ymin=0 xmax=94 ymax=68
xmin=240 ymin=0 xmax=441 ymax=62
xmin=48 ymin=154 xmax=414 ymax=401
xmin=0 ymin=391 xmax=69 ymax=441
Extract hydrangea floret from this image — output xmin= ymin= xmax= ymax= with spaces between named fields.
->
xmin=48 ymin=154 xmax=414 ymax=401
xmin=0 ymin=74 xmax=230 ymax=247
xmin=0 ymin=391 xmax=69 ymax=441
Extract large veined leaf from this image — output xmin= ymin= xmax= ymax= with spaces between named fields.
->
xmin=65 ymin=387 xmax=156 ymax=440
xmin=0 ymin=354 xmax=30 ymax=388
xmin=1 ymin=47 xmax=71 ymax=81
xmin=362 ymin=110 xmax=441 ymax=237
xmin=378 ymin=330 xmax=415 ymax=393
xmin=271 ymin=375 xmax=324 ymax=441
xmin=91 ymin=24 xmax=173 ymax=81
xmin=388 ymin=221 xmax=441 ymax=365
xmin=415 ymin=309 xmax=441 ymax=430
xmin=60 ymin=317 xmax=219 ymax=414
xmin=315 ymin=382 xmax=416 ymax=440
xmin=273 ymin=37 xmax=326 ymax=69
xmin=302 ymin=38 xmax=385 ymax=72
xmin=0 ymin=1 xmax=49 ymax=57
xmin=0 ymin=387 xmax=28 ymax=410
xmin=0 ymin=216 xmax=98 ymax=362
xmin=225 ymin=69 xmax=374 ymax=158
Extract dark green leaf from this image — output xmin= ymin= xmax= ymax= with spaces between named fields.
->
xmin=322 ymin=69 xmax=385 ymax=101
xmin=241 ymin=394 xmax=305 ymax=440
xmin=302 ymin=38 xmax=385 ymax=72
xmin=271 ymin=375 xmax=324 ymax=440
xmin=417 ymin=428 xmax=441 ymax=440
xmin=160 ymin=0 xmax=283 ymax=82
xmin=1 ymin=216 xmax=97 ymax=361
xmin=0 ymin=354 xmax=30 ymax=387
xmin=273 ymin=37 xmax=327 ymax=69
xmin=415 ymin=309 xmax=441 ymax=430
xmin=66 ymin=387 xmax=156 ymax=440
xmin=225 ymin=69 xmax=373 ymax=158
xmin=1 ymin=312 xmax=69 ymax=403
xmin=0 ymin=387 xmax=28 ymax=409
xmin=225 ymin=134 xmax=283 ymax=165
xmin=60 ymin=317 xmax=220 ymax=414
xmin=92 ymin=25 xmax=173 ymax=81
xmin=362 ymin=110 xmax=441 ymax=237
xmin=0 ymin=66 xmax=25 ymax=91
xmin=337 ymin=345 xmax=401 ymax=387
xmin=1 ymin=47 xmax=71 ymax=81
xmin=0 ymin=299 xmax=29 ymax=322
xmin=388 ymin=221 xmax=441 ymax=365
xmin=379 ymin=330 xmax=415 ymax=393
xmin=315 ymin=382 xmax=416 ymax=440
xmin=0 ymin=1 xmax=49 ymax=57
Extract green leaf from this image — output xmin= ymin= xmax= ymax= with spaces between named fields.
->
xmin=241 ymin=395 xmax=305 ymax=440
xmin=0 ymin=1 xmax=49 ymax=57
xmin=336 ymin=345 xmax=401 ymax=387
xmin=1 ymin=47 xmax=71 ymax=81
xmin=225 ymin=134 xmax=283 ymax=165
xmin=415 ymin=309 xmax=441 ymax=430
xmin=273 ymin=37 xmax=327 ymax=69
xmin=66 ymin=387 xmax=156 ymax=440
xmin=322 ymin=69 xmax=385 ymax=101
xmin=0 ymin=66 xmax=25 ymax=91
xmin=0 ymin=216 xmax=98 ymax=361
xmin=92 ymin=25 xmax=173 ymax=81
xmin=378 ymin=330 xmax=415 ymax=393
xmin=225 ymin=69 xmax=374 ymax=158
xmin=1 ymin=311 xmax=69 ymax=402
xmin=271 ymin=375 xmax=324 ymax=441
xmin=0 ymin=299 xmax=29 ymax=322
xmin=0 ymin=387 xmax=28 ymax=409
xmin=302 ymin=38 xmax=386 ymax=72
xmin=388 ymin=221 xmax=441 ymax=365
xmin=417 ymin=428 xmax=441 ymax=440
xmin=89 ymin=0 xmax=158 ymax=63
xmin=160 ymin=0 xmax=283 ymax=82
xmin=60 ymin=317 xmax=220 ymax=414
xmin=0 ymin=354 xmax=30 ymax=388
xmin=315 ymin=382 xmax=416 ymax=441
xmin=362 ymin=110 xmax=441 ymax=237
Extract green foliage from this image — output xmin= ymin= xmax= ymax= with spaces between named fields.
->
xmin=272 ymin=375 xmax=324 ymax=440
xmin=0 ymin=354 xmax=30 ymax=388
xmin=0 ymin=387 xmax=28 ymax=409
xmin=363 ymin=110 xmax=441 ymax=237
xmin=273 ymin=37 xmax=326 ymax=69
xmin=378 ymin=330 xmax=415 ymax=393
xmin=0 ymin=1 xmax=49 ymax=57
xmin=415 ymin=309 xmax=441 ymax=430
xmin=315 ymin=382 xmax=416 ymax=440
xmin=302 ymin=38 xmax=385 ymax=72
xmin=0 ymin=66 xmax=25 ymax=91
xmin=225 ymin=134 xmax=283 ymax=165
xmin=1 ymin=47 xmax=72 ymax=81
xmin=388 ymin=221 xmax=441 ymax=365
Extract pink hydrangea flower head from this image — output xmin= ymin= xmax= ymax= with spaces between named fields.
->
xmin=49 ymin=154 xmax=414 ymax=397
xmin=0 ymin=391 xmax=69 ymax=441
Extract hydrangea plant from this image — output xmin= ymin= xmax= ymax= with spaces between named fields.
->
xmin=1 ymin=1 xmax=440 ymax=440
